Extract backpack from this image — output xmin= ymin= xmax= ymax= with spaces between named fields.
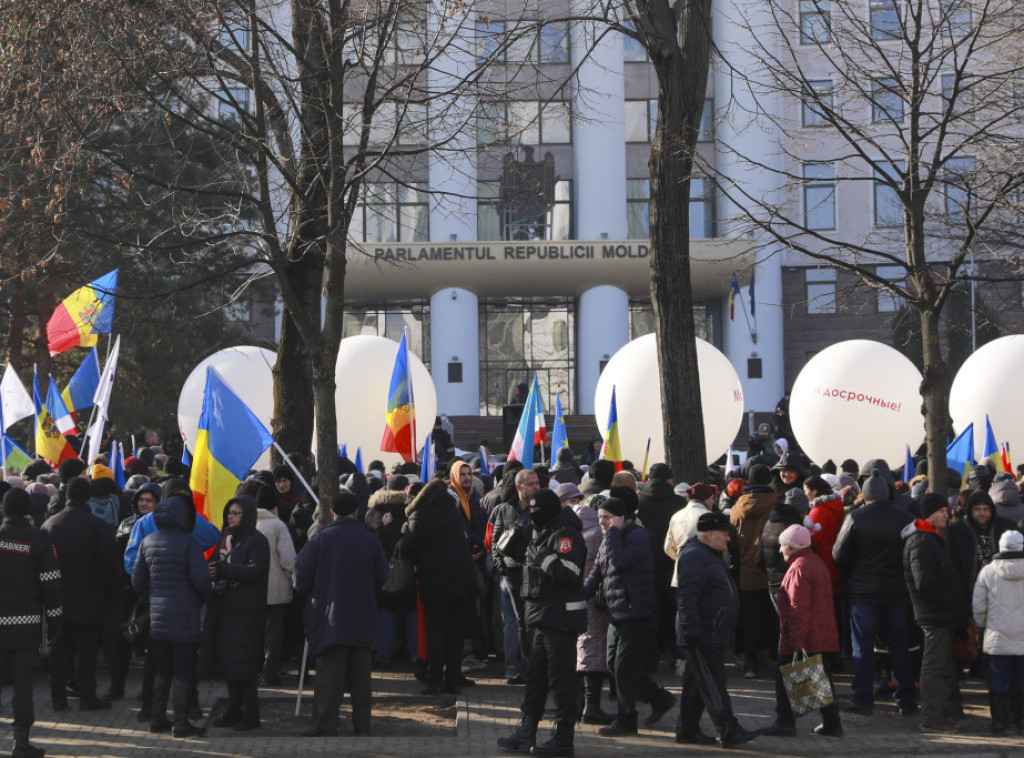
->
xmin=88 ymin=493 xmax=121 ymax=528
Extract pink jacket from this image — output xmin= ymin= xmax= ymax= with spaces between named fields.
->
xmin=777 ymin=549 xmax=838 ymax=656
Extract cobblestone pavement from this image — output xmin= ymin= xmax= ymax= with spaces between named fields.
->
xmin=13 ymin=654 xmax=1024 ymax=757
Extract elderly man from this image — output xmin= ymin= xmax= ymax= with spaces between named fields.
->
xmin=675 ymin=511 xmax=760 ymax=748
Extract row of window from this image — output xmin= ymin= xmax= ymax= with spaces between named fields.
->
xmin=625 ymin=99 xmax=714 ymax=143
xmin=803 ymin=265 xmax=905 ymax=315
xmin=800 ymin=0 xmax=972 ymax=44
xmin=802 ymin=73 xmax=970 ymax=128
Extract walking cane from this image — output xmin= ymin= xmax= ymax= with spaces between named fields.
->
xmin=294 ymin=640 xmax=310 ymax=716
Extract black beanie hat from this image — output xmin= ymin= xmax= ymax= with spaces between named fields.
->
xmin=272 ymin=465 xmax=293 ymax=482
xmin=599 ymin=497 xmax=627 ymax=518
xmin=2 ymin=488 xmax=31 ymax=518
xmin=22 ymin=460 xmax=53 ymax=482
xmin=609 ymin=485 xmax=639 ymax=516
xmin=749 ymin=464 xmax=771 ymax=486
xmin=528 ymin=489 xmax=562 ymax=529
xmin=67 ymin=476 xmax=91 ymax=502
xmin=965 ymin=490 xmax=996 ymax=511
xmin=919 ymin=493 xmax=950 ymax=519
xmin=59 ymin=458 xmax=88 ymax=484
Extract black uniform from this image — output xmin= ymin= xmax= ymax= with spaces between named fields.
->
xmin=0 ymin=514 xmax=62 ymax=728
xmin=520 ymin=506 xmax=587 ymax=728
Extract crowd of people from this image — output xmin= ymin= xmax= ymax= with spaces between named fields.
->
xmin=2 ymin=418 xmax=1024 ymax=756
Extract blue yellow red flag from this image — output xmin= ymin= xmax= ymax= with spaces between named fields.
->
xmin=46 ymin=269 xmax=118 ymax=356
xmin=600 ymin=386 xmax=624 ymax=472
xmin=381 ymin=331 xmax=416 ymax=462
xmin=33 ymin=368 xmax=76 ymax=465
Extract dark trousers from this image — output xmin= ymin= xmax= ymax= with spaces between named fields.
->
xmin=920 ymin=626 xmax=959 ymax=727
xmin=263 ymin=604 xmax=287 ymax=680
xmin=227 ymin=679 xmax=260 ymax=726
xmin=423 ymin=598 xmax=466 ymax=687
xmin=607 ymin=618 xmax=664 ymax=726
xmin=990 ymin=655 xmax=1024 ymax=694
xmin=312 ymin=644 xmax=372 ymax=735
xmin=152 ymin=640 xmax=197 ymax=729
xmin=50 ymin=621 xmax=102 ymax=703
xmin=677 ymin=646 xmax=736 ymax=738
xmin=521 ymin=625 xmax=578 ymax=726
xmin=0 ymin=648 xmax=36 ymax=728
xmin=849 ymin=595 xmax=914 ymax=708
xmin=739 ymin=589 xmax=777 ymax=669
xmin=650 ymin=573 xmax=676 ymax=666
xmin=773 ymin=651 xmax=842 ymax=728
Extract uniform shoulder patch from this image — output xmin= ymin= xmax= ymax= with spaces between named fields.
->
xmin=558 ymin=537 xmax=573 ymax=553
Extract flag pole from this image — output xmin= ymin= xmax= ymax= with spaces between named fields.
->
xmin=271 ymin=440 xmax=320 ymax=505
xmin=406 ymin=328 xmax=418 ymax=465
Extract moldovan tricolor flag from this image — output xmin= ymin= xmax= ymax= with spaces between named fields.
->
xmin=600 ymin=386 xmax=624 ymax=472
xmin=381 ymin=331 xmax=416 ymax=462
xmin=983 ymin=415 xmax=1006 ymax=473
xmin=508 ymin=374 xmax=545 ymax=468
xmin=46 ymin=269 xmax=119 ymax=356
xmin=729 ymin=275 xmax=741 ymax=321
xmin=189 ymin=367 xmax=274 ymax=528
xmin=32 ymin=368 xmax=76 ymax=466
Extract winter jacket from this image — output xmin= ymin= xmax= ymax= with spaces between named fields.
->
xmin=730 ymin=486 xmax=782 ymax=590
xmin=676 ymin=536 xmax=740 ymax=649
xmin=204 ymin=496 xmax=271 ymax=681
xmin=41 ymin=499 xmax=119 ymax=624
xmin=991 ymin=478 xmax=1024 ymax=523
xmin=757 ymin=501 xmax=804 ymax=597
xmin=573 ymin=504 xmax=608 ymax=672
xmin=949 ymin=509 xmax=1015 ymax=591
xmin=399 ymin=481 xmax=476 ymax=604
xmin=124 ymin=509 xmax=220 ymax=575
xmin=807 ymin=493 xmax=845 ymax=594
xmin=583 ymin=521 xmax=656 ymax=623
xmin=665 ymin=500 xmax=710 ymax=588
xmin=256 ymin=508 xmax=296 ymax=606
xmin=777 ymin=548 xmax=838 ymax=656
xmin=973 ymin=551 xmax=1024 ymax=656
xmin=832 ymin=500 xmax=914 ymax=598
xmin=862 ymin=458 xmax=921 ymax=518
xmin=132 ymin=498 xmax=212 ymax=644
xmin=366 ymin=490 xmax=416 ymax=610
xmin=488 ymin=498 xmax=530 ymax=574
xmin=0 ymin=516 xmax=62 ymax=650
xmin=522 ymin=507 xmax=587 ymax=633
xmin=901 ymin=519 xmax=969 ymax=628
xmin=294 ymin=516 xmax=388 ymax=657
xmin=637 ymin=478 xmax=687 ymax=583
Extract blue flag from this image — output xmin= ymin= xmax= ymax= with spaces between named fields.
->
xmin=354 ymin=447 xmax=363 ymax=475
xmin=550 ymin=392 xmax=568 ymax=466
xmin=478 ymin=445 xmax=490 ymax=477
xmin=946 ymin=424 xmax=974 ymax=491
xmin=904 ymin=444 xmax=915 ymax=483
xmin=110 ymin=440 xmax=126 ymax=489
xmin=420 ymin=432 xmax=436 ymax=481
xmin=338 ymin=443 xmax=347 ymax=460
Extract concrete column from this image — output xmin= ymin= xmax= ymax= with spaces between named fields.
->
xmin=577 ymin=286 xmax=629 ymax=415
xmin=430 ymin=287 xmax=479 ymax=415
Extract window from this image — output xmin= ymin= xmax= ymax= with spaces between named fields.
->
xmin=625 ymin=100 xmax=656 ymax=142
xmin=943 ymin=156 xmax=976 ymax=222
xmin=939 ymin=0 xmax=971 ymax=38
xmin=353 ymin=182 xmax=429 ymax=243
xmin=395 ymin=23 xmax=427 ymax=65
xmin=218 ymin=88 xmax=250 ymax=123
xmin=398 ymin=103 xmax=428 ymax=146
xmin=800 ymin=0 xmax=831 ymax=44
xmin=805 ymin=268 xmax=837 ymax=314
xmin=941 ymin=73 xmax=972 ymax=116
xmin=218 ymin=19 xmax=249 ymax=52
xmin=873 ymin=159 xmax=904 ymax=227
xmin=870 ymin=0 xmax=900 ymax=40
xmin=690 ymin=176 xmax=716 ymax=238
xmin=506 ymin=22 xmax=569 ymax=64
xmin=626 ymin=179 xmax=650 ymax=238
xmin=538 ymin=23 xmax=570 ymax=63
xmin=476 ymin=21 xmax=506 ymax=64
xmin=802 ymin=80 xmax=833 ymax=126
xmin=622 ymin=21 xmax=648 ymax=61
xmin=872 ymin=76 xmax=904 ymax=123
xmin=698 ymin=99 xmax=714 ymax=141
xmin=803 ymin=163 xmax=836 ymax=230
xmin=477 ymin=101 xmax=571 ymax=145
xmin=476 ymin=180 xmax=573 ymax=241
xmin=875 ymin=264 xmax=904 ymax=312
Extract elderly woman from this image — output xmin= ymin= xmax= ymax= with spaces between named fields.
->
xmin=204 ymin=496 xmax=270 ymax=731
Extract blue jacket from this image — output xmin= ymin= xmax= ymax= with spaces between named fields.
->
xmin=583 ymin=521 xmax=656 ymax=623
xmin=294 ymin=517 xmax=388 ymax=657
xmin=132 ymin=498 xmax=213 ymax=643
xmin=676 ymin=536 xmax=740 ymax=648
xmin=124 ymin=509 xmax=220 ymax=575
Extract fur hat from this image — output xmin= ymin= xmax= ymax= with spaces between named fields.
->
xmin=697 ymin=511 xmax=732 ymax=532
xmin=647 ymin=463 xmax=673 ymax=481
xmin=58 ymin=458 xmax=88 ymax=484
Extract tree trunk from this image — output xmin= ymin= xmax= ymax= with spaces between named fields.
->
xmin=920 ymin=308 xmax=949 ymax=496
xmin=312 ymin=350 xmax=338 ymax=526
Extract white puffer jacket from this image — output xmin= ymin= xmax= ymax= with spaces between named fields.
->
xmin=256 ymin=508 xmax=296 ymax=606
xmin=973 ymin=553 xmax=1024 ymax=656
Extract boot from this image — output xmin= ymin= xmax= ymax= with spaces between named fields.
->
xmin=213 ymin=681 xmax=242 ymax=728
xmin=814 ymin=703 xmax=844 ymax=737
xmin=497 ymin=715 xmax=539 ymax=752
xmin=1010 ymin=694 xmax=1022 ymax=735
xmin=150 ymin=675 xmax=171 ymax=732
xmin=12 ymin=727 xmax=44 ymax=758
xmin=581 ymin=674 xmax=613 ymax=725
xmin=530 ymin=722 xmax=574 ymax=757
xmin=720 ymin=719 xmax=760 ymax=748
xmin=233 ymin=680 xmax=261 ymax=731
xmin=990 ymin=692 xmax=1008 ymax=735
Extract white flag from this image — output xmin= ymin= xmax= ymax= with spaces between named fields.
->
xmin=0 ymin=364 xmax=34 ymax=431
xmin=86 ymin=336 xmax=120 ymax=462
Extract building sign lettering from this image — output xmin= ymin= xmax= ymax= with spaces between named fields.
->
xmin=371 ymin=242 xmax=651 ymax=264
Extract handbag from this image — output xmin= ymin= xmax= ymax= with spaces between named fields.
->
xmin=780 ymin=651 xmax=834 ymax=717
xmin=121 ymin=599 xmax=150 ymax=643
xmin=382 ymin=549 xmax=415 ymax=593
xmin=951 ymin=619 xmax=980 ymax=661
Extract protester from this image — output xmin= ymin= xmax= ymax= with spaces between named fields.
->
xmin=365 ymin=488 xmax=416 ymax=668
xmin=573 ymin=492 xmax=612 ymax=725
xmin=254 ymin=486 xmax=297 ymax=687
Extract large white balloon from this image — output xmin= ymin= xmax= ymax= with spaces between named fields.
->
xmin=593 ymin=334 xmax=745 ymax=466
xmin=332 ymin=335 xmax=437 ymax=469
xmin=789 ymin=340 xmax=923 ymax=468
xmin=177 ymin=346 xmax=276 ymax=468
xmin=949 ymin=334 xmax=1024 ymax=460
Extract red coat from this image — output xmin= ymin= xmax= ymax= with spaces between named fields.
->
xmin=808 ymin=494 xmax=845 ymax=595
xmin=777 ymin=549 xmax=838 ymax=656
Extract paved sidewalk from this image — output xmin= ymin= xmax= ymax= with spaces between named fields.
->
xmin=15 ymin=656 xmax=1024 ymax=757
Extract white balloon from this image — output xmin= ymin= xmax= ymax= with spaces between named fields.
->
xmin=177 ymin=346 xmax=276 ymax=469
xmin=949 ymin=334 xmax=1024 ymax=461
xmin=332 ymin=335 xmax=437 ymax=470
xmin=789 ymin=340 xmax=924 ymax=468
xmin=593 ymin=334 xmax=745 ymax=467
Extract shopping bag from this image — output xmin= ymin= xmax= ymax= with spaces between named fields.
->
xmin=780 ymin=651 xmax=834 ymax=717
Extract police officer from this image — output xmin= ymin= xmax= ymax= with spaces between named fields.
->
xmin=0 ymin=488 xmax=62 ymax=758
xmin=498 ymin=488 xmax=586 ymax=757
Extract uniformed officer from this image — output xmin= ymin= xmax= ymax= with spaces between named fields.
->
xmin=0 ymin=488 xmax=62 ymax=758
xmin=498 ymin=488 xmax=587 ymax=757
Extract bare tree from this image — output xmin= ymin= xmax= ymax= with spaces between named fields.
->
xmin=709 ymin=0 xmax=1024 ymax=492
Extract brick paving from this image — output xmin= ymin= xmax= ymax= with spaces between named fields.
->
xmin=14 ymin=655 xmax=1024 ymax=757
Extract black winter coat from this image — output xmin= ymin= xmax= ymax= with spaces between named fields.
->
xmin=676 ymin=536 xmax=740 ymax=648
xmin=522 ymin=507 xmax=587 ymax=632
xmin=366 ymin=491 xmax=415 ymax=610
xmin=583 ymin=521 xmax=656 ymax=623
xmin=901 ymin=521 xmax=969 ymax=628
xmin=132 ymin=498 xmax=212 ymax=644
xmin=41 ymin=500 xmax=118 ymax=624
xmin=399 ymin=481 xmax=476 ymax=604
xmin=0 ymin=516 xmax=62 ymax=650
xmin=204 ymin=496 xmax=270 ymax=681
xmin=757 ymin=501 xmax=804 ymax=596
xmin=832 ymin=501 xmax=914 ymax=598
xmin=637 ymin=479 xmax=687 ymax=582
xmin=948 ymin=512 xmax=1016 ymax=590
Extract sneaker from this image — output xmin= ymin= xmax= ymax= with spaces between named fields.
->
xmin=743 ymin=667 xmax=756 ymax=679
xmin=504 ymin=666 xmax=520 ymax=680
xmin=812 ymin=724 xmax=844 ymax=737
xmin=643 ymin=691 xmax=676 ymax=726
xmin=673 ymin=658 xmax=686 ymax=678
